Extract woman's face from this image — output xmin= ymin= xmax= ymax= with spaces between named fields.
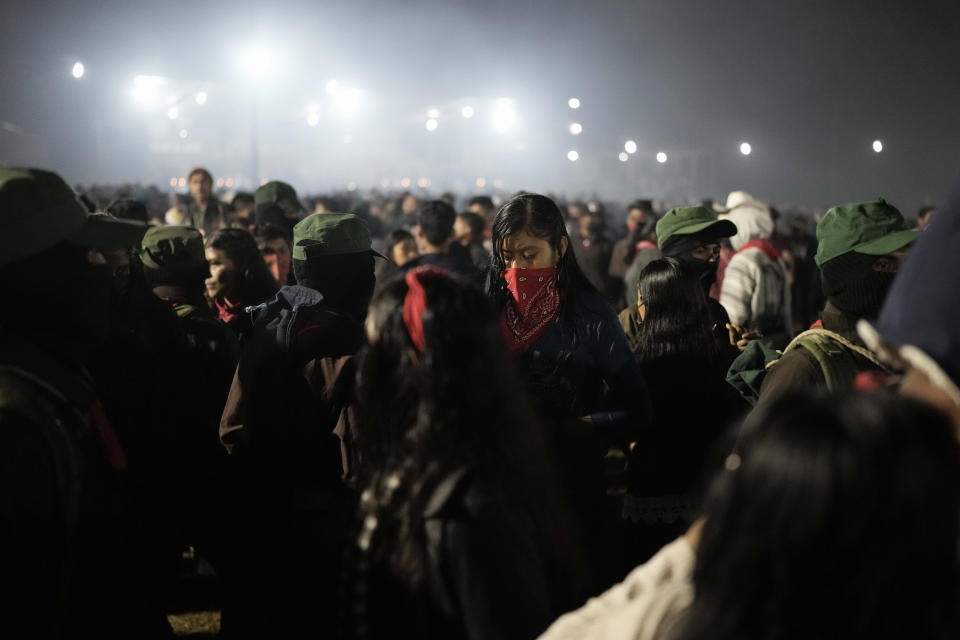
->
xmin=391 ymin=238 xmax=419 ymax=266
xmin=500 ymin=230 xmax=568 ymax=270
xmin=205 ymin=247 xmax=239 ymax=301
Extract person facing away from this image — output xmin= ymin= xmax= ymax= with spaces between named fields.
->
xmin=620 ymin=258 xmax=747 ymax=563
xmin=0 ymin=167 xmax=154 ymax=638
xmin=204 ymin=227 xmax=280 ymax=343
xmin=344 ymin=267 xmax=585 ymax=640
xmin=718 ymin=192 xmax=793 ymax=348
xmin=403 ymin=199 xmax=481 ymax=282
xmin=186 ymin=166 xmax=226 ymax=235
xmin=216 ymin=212 xmax=381 ymax=638
xmin=758 ymin=198 xmax=917 ymax=406
xmin=253 ymin=179 xmax=306 ymax=239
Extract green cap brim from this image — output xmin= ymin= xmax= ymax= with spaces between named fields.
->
xmin=674 ymin=218 xmax=738 ymax=240
xmin=69 ymin=216 xmax=149 ymax=250
xmin=852 ymin=228 xmax=918 ymax=256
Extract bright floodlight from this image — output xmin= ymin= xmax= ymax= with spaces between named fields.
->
xmin=71 ymin=61 xmax=85 ymax=79
xmin=239 ymin=46 xmax=277 ymax=78
xmin=624 ymin=140 xmax=638 ymax=154
xmin=618 ymin=152 xmax=629 ymax=162
xmin=476 ymin=177 xmax=487 ymax=187
xmin=330 ymin=85 xmax=364 ymax=118
xmin=568 ymin=97 xmax=581 ymax=109
xmin=307 ymin=113 xmax=320 ymax=127
xmin=195 ymin=91 xmax=208 ymax=105
xmin=872 ymin=139 xmax=883 ymax=153
xmin=179 ymin=129 xmax=188 ymax=139
xmin=167 ymin=106 xmax=179 ymax=120
xmin=567 ymin=150 xmax=579 ymax=162
xmin=325 ymin=79 xmax=341 ymax=94
xmin=461 ymin=105 xmax=475 ymax=119
xmin=656 ymin=151 xmax=668 ymax=164
xmin=427 ymin=107 xmax=440 ymax=119
xmin=569 ymin=122 xmax=583 ymax=135
xmin=425 ymin=118 xmax=439 ymax=132
xmin=491 ymin=98 xmax=517 ymax=133
xmin=131 ymin=75 xmax=166 ymax=107
xmin=739 ymin=142 xmax=752 ymax=156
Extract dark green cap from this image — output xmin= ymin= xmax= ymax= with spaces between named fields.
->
xmin=255 ymin=180 xmax=303 ymax=215
xmin=815 ymin=198 xmax=917 ymax=267
xmin=140 ymin=225 xmax=205 ymax=270
xmin=656 ymin=205 xmax=737 ymax=248
xmin=0 ymin=167 xmax=148 ymax=268
xmin=292 ymin=213 xmax=386 ymax=261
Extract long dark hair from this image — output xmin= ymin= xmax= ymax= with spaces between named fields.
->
xmin=488 ymin=193 xmax=595 ymax=337
xmin=206 ymin=227 xmax=279 ymax=305
xmin=677 ymin=392 xmax=960 ymax=640
xmin=635 ymin=257 xmax=720 ymax=360
xmin=353 ymin=269 xmax=581 ymax=605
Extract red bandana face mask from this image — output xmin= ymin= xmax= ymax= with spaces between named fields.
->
xmin=499 ymin=266 xmax=561 ymax=353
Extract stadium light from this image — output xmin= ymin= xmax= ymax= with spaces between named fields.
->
xmin=195 ymin=91 xmax=208 ymax=105
xmin=624 ymin=140 xmax=638 ymax=154
xmin=656 ymin=151 xmax=668 ymax=163
xmin=568 ymin=97 xmax=581 ymax=109
xmin=427 ymin=107 xmax=440 ymax=119
xmin=739 ymin=142 xmax=752 ymax=156
xmin=491 ymin=98 xmax=517 ymax=133
xmin=567 ymin=150 xmax=579 ymax=162
xmin=425 ymin=118 xmax=439 ymax=131
xmin=71 ymin=61 xmax=85 ymax=79
xmin=239 ymin=46 xmax=277 ymax=78
xmin=307 ymin=113 xmax=320 ymax=127
xmin=167 ymin=106 xmax=179 ymax=120
xmin=872 ymin=139 xmax=883 ymax=153
xmin=569 ymin=122 xmax=583 ymax=135
xmin=131 ymin=75 xmax=166 ymax=107
xmin=619 ymin=152 xmax=629 ymax=162
xmin=461 ymin=105 xmax=475 ymax=119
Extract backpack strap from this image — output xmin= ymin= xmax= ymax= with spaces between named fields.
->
xmin=783 ymin=328 xmax=890 ymax=391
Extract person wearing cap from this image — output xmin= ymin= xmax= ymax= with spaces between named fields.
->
xmin=655 ymin=206 xmax=744 ymax=353
xmin=717 ymin=192 xmax=793 ymax=349
xmin=216 ymin=212 xmax=381 ymax=637
xmin=253 ymin=179 xmax=305 ymax=238
xmin=0 ymin=167 xmax=154 ymax=637
xmin=857 ymin=184 xmax=960 ymax=432
xmin=757 ymin=198 xmax=916 ymax=406
xmin=187 ymin=167 xmax=226 ymax=235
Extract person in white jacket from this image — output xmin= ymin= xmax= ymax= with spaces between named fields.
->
xmin=718 ymin=192 xmax=792 ymax=348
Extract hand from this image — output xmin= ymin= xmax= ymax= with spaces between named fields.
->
xmin=684 ymin=517 xmax=706 ymax=550
xmin=727 ymin=323 xmax=761 ymax=351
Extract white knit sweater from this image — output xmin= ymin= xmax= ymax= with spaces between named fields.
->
xmin=537 ymin=537 xmax=694 ymax=640
xmin=719 ymin=247 xmax=791 ymax=334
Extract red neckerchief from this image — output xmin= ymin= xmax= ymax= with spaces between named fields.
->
xmin=499 ymin=267 xmax=560 ymax=353
xmin=737 ymin=238 xmax=781 ymax=262
xmin=214 ymin=296 xmax=245 ymax=324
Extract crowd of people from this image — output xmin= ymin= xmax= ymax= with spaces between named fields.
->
xmin=1 ymin=162 xmax=958 ymax=640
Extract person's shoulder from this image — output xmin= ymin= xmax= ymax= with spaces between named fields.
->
xmin=574 ymin=288 xmax=617 ymax=319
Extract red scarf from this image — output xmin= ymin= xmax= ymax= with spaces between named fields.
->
xmin=214 ymin=296 xmax=246 ymax=324
xmin=499 ymin=267 xmax=561 ymax=353
xmin=737 ymin=238 xmax=781 ymax=262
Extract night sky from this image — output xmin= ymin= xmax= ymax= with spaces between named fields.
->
xmin=1 ymin=0 xmax=958 ymax=210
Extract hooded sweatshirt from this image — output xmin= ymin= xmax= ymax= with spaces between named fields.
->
xmin=718 ymin=203 xmax=792 ymax=344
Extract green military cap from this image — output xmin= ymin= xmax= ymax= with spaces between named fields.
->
xmin=656 ymin=205 xmax=737 ymax=248
xmin=292 ymin=213 xmax=386 ymax=261
xmin=0 ymin=167 xmax=148 ymax=268
xmin=254 ymin=180 xmax=304 ymax=215
xmin=140 ymin=225 xmax=205 ymax=270
xmin=815 ymin=197 xmax=917 ymax=267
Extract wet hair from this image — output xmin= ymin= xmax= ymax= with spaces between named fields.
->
xmin=456 ymin=211 xmax=485 ymax=240
xmin=417 ymin=200 xmax=456 ymax=247
xmin=384 ymin=229 xmax=415 ymax=262
xmin=231 ymin=191 xmax=255 ymax=210
xmin=635 ymin=258 xmax=720 ymax=360
xmin=106 ymin=198 xmax=149 ymax=224
xmin=677 ymin=392 xmax=960 ymax=640
xmin=354 ymin=269 xmax=581 ymax=602
xmin=188 ymin=167 xmax=213 ymax=184
xmin=205 ymin=228 xmax=279 ymax=305
xmin=488 ymin=193 xmax=596 ymax=338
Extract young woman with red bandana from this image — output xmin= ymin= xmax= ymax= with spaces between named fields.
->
xmin=488 ymin=193 xmax=651 ymax=589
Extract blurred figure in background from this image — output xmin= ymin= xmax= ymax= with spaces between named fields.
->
xmin=454 ymin=210 xmax=491 ymax=272
xmin=229 ymin=192 xmax=256 ymax=229
xmin=254 ymin=223 xmax=294 ymax=285
xmin=610 ymin=199 xmax=655 ymax=308
xmin=916 ymin=204 xmax=936 ymax=229
xmin=187 ymin=167 xmax=226 ymax=235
